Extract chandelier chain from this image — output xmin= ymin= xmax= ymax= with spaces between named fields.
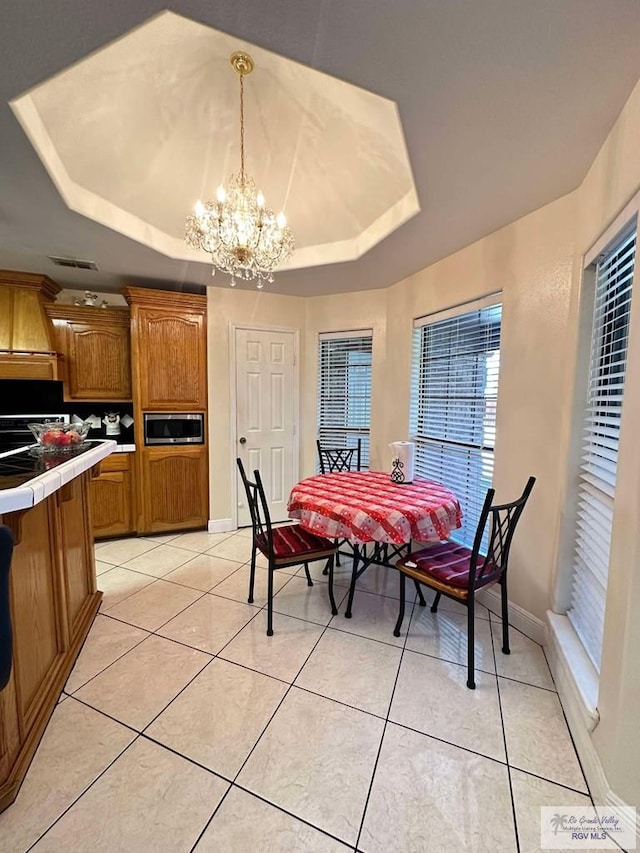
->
xmin=239 ymin=70 xmax=245 ymax=183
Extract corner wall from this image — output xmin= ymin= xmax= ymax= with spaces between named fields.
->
xmin=206 ymin=75 xmax=640 ymax=809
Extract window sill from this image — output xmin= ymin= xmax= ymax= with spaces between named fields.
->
xmin=547 ymin=611 xmax=599 ymax=732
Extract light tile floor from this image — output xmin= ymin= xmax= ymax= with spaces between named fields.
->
xmin=0 ymin=530 xmax=591 ymax=852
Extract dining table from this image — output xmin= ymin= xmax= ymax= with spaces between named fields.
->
xmin=287 ymin=470 xmax=462 ymax=617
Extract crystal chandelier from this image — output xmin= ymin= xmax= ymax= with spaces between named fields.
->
xmin=185 ymin=51 xmax=295 ymax=289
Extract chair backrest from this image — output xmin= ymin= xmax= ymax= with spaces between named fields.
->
xmin=317 ymin=438 xmax=362 ymax=474
xmin=468 ymin=476 xmax=536 ymax=588
xmin=236 ymin=458 xmax=274 ymax=554
xmin=0 ymin=525 xmax=14 ymax=691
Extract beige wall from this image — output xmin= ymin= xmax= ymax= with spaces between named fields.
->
xmin=302 ymin=290 xmax=388 ymax=476
xmin=206 ymin=75 xmax=640 ymax=807
xmin=206 ymin=287 xmax=305 ymax=522
xmin=383 ymin=195 xmax=577 ymax=621
xmin=567 ymin=79 xmax=640 ymax=807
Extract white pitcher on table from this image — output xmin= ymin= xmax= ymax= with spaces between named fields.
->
xmin=389 ymin=441 xmax=415 ymax=484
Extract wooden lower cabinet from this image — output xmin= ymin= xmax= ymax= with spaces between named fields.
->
xmin=90 ymin=452 xmax=135 ymax=539
xmin=138 ymin=446 xmax=208 ymax=534
xmin=0 ymin=472 xmax=100 ymax=813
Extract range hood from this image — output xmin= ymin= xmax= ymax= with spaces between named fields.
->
xmin=0 ymin=270 xmax=61 ymax=380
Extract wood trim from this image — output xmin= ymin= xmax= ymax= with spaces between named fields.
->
xmin=44 ymin=304 xmax=130 ymax=327
xmin=122 ymin=286 xmax=206 ymax=312
xmin=0 ymin=271 xmax=61 ymax=301
xmin=395 ymin=559 xmax=474 ymax=601
xmin=0 ymin=355 xmax=58 ymax=380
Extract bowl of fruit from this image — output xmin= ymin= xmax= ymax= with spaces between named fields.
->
xmin=28 ymin=421 xmax=90 ymax=452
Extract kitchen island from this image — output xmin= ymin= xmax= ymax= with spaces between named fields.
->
xmin=0 ymin=440 xmax=115 ymax=813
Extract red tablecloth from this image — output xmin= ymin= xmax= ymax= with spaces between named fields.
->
xmin=287 ymin=471 xmax=462 ymax=545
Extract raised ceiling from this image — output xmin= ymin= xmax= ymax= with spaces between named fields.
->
xmin=11 ymin=12 xmax=418 ymax=273
xmin=3 ymin=1 xmax=640 ymax=297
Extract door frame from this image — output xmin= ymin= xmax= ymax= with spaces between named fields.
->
xmin=229 ymin=322 xmax=301 ymax=529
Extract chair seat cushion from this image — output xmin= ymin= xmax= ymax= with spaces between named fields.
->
xmin=404 ymin=541 xmax=499 ymax=589
xmin=257 ymin=525 xmax=334 ymax=562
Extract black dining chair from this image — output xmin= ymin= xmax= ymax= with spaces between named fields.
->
xmin=0 ymin=525 xmax=15 ymax=691
xmin=394 ymin=476 xmax=535 ymax=689
xmin=317 ymin=438 xmax=362 ymax=568
xmin=316 ymin=438 xmax=362 ymax=474
xmin=236 ymin=458 xmax=338 ymax=636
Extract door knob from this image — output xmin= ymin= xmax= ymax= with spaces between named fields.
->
xmin=239 ymin=437 xmax=247 ymax=444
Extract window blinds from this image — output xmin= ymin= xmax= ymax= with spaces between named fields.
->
xmin=410 ymin=301 xmax=502 ymax=549
xmin=318 ymin=331 xmax=372 ymax=468
xmin=568 ymin=224 xmax=636 ymax=672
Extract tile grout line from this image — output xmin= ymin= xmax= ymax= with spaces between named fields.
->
xmin=71 ymin=585 xmax=218 ymax=696
xmin=187 ymin=589 xmax=343 ymax=852
xmin=234 ymin=783 xmax=358 ymax=852
xmin=354 ymin=592 xmax=420 ymax=851
xmin=490 ymin=609 xmax=521 ymax=853
xmin=97 ymin=553 xmax=301 ymax=616
xmin=24 ymin=732 xmax=142 ymax=852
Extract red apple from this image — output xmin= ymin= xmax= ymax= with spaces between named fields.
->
xmin=42 ymin=428 xmax=62 ymax=445
xmin=68 ymin=430 xmax=82 ymax=445
xmin=56 ymin=432 xmax=73 ymax=447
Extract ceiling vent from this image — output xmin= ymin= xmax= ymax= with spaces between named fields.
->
xmin=48 ymin=256 xmax=98 ymax=271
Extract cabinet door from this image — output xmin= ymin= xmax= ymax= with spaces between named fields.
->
xmin=57 ymin=475 xmax=96 ymax=635
xmin=140 ymin=447 xmax=208 ymax=533
xmin=90 ymin=470 xmax=134 ymax=538
xmin=6 ymin=500 xmax=66 ymax=732
xmin=65 ymin=322 xmax=131 ymax=400
xmin=137 ymin=310 xmax=206 ymax=410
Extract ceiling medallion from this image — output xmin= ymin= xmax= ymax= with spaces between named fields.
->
xmin=185 ymin=51 xmax=295 ymax=289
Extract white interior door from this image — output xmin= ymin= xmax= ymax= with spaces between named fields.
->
xmin=235 ymin=327 xmax=297 ymax=526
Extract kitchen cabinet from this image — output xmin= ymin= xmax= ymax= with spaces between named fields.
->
xmin=0 ymin=271 xmax=60 ymax=381
xmin=90 ymin=452 xmax=135 ymax=538
xmin=138 ymin=446 xmax=208 ymax=533
xmin=123 ymin=288 xmax=207 ymax=411
xmin=44 ymin=304 xmax=132 ymax=402
xmin=0 ymin=467 xmax=100 ymax=812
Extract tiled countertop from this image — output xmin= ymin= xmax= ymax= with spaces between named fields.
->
xmin=0 ymin=440 xmax=116 ymax=514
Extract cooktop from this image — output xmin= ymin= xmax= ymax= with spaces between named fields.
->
xmin=0 ymin=443 xmax=97 ymax=490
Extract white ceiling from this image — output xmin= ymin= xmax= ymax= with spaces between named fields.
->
xmin=11 ymin=12 xmax=418 ymax=272
xmin=3 ymin=1 xmax=640 ymax=297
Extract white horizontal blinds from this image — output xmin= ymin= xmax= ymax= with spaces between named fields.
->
xmin=568 ymin=224 xmax=636 ymax=672
xmin=318 ymin=332 xmax=372 ymax=469
xmin=411 ymin=302 xmax=502 ymax=549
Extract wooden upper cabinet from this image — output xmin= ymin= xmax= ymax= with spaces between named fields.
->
xmin=0 ymin=271 xmax=61 ymax=381
xmin=123 ymin=288 xmax=207 ymax=411
xmin=45 ymin=305 xmax=132 ymax=401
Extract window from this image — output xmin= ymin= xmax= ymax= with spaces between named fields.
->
xmin=318 ymin=331 xmax=372 ymax=468
xmin=410 ymin=296 xmax=502 ymax=548
xmin=568 ymin=224 xmax=636 ymax=673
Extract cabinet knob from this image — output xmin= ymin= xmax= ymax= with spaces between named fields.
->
xmin=239 ymin=437 xmax=247 ymax=444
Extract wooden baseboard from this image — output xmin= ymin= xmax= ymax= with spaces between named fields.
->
xmin=0 ymin=592 xmax=101 ymax=814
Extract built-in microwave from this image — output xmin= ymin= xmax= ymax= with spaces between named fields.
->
xmin=143 ymin=413 xmax=205 ymax=446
